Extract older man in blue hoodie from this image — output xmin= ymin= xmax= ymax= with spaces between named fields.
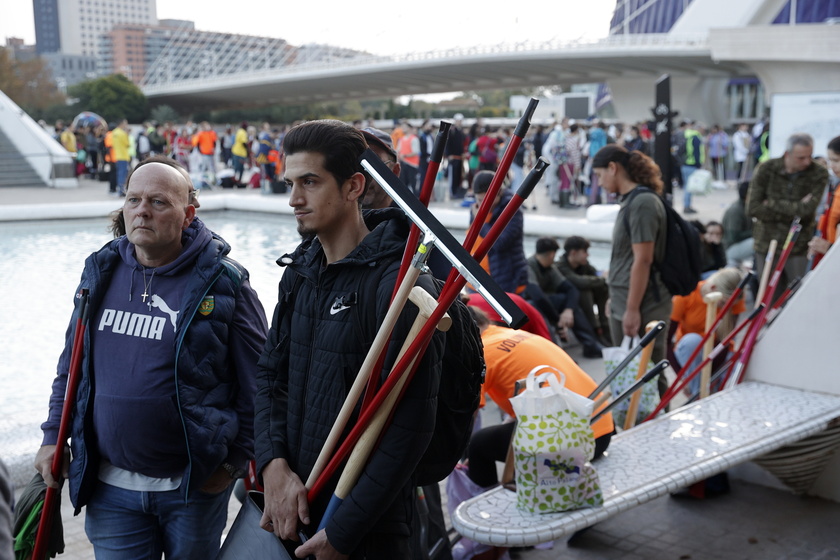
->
xmin=35 ymin=156 xmax=268 ymax=559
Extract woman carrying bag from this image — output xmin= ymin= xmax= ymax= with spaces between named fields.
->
xmin=592 ymin=145 xmax=671 ymax=396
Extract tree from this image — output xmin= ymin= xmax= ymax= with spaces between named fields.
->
xmin=0 ymin=49 xmax=65 ymax=112
xmin=149 ymin=104 xmax=180 ymax=124
xmin=68 ymin=74 xmax=148 ymax=123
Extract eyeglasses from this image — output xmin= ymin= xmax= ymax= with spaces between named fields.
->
xmin=189 ymin=189 xmax=200 ymax=200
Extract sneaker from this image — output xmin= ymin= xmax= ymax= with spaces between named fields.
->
xmin=684 ymin=207 xmax=698 ymax=214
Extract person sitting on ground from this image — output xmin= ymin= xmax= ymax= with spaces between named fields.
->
xmin=697 ymin=220 xmax=727 ymax=277
xmin=722 ymin=181 xmax=754 ymax=269
xmin=556 ymin=235 xmax=612 ymax=346
xmin=463 ymin=307 xmax=614 ymax=489
xmin=525 ymin=237 xmax=604 ymax=357
xmin=667 ymin=267 xmax=746 ymax=397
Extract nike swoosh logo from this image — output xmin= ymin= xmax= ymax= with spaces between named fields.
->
xmin=330 ymin=304 xmax=351 ymax=315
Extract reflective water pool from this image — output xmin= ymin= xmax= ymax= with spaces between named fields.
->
xmin=0 ymin=210 xmax=609 ymax=476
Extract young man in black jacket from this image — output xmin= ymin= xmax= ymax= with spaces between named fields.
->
xmin=255 ymin=120 xmax=445 ymax=559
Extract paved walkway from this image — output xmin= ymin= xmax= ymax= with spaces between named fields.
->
xmin=9 ymin=175 xmax=840 ymax=559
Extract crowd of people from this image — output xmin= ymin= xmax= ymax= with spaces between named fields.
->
xmin=49 ymin=114 xmax=775 ymax=219
xmin=10 ymin=112 xmax=836 ymax=560
xmin=49 ymin=119 xmax=291 ymax=195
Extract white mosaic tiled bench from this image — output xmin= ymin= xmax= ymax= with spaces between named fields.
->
xmin=452 ymin=381 xmax=840 ymax=547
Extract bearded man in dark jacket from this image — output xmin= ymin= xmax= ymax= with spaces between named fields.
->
xmin=255 ymin=120 xmax=444 ymax=559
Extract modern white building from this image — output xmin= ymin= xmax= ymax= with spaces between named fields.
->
xmin=33 ymin=0 xmax=157 ymax=56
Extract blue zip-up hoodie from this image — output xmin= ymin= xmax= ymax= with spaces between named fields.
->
xmin=42 ymin=218 xmax=267 ymax=511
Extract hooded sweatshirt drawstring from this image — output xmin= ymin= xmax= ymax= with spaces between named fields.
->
xmin=129 ymin=266 xmax=137 ymax=302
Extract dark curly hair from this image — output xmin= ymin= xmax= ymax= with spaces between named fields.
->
xmin=591 ymin=145 xmax=664 ymax=194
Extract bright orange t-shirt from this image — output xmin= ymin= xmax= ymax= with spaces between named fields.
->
xmin=480 ymin=325 xmax=614 ymax=439
xmin=670 ymin=281 xmax=746 ymax=340
xmin=193 ymin=130 xmax=217 ymax=156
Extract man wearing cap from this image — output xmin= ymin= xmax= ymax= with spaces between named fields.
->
xmin=445 ymin=114 xmax=467 ymax=199
xmin=360 ymin=127 xmax=401 ymax=209
xmin=360 ymin=125 xmax=455 ymax=560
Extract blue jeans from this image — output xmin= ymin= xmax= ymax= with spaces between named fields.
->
xmin=675 ymin=332 xmax=703 ymax=396
xmin=231 ymin=155 xmax=245 ymax=182
xmin=84 ymin=481 xmax=233 ymax=559
xmin=116 ymin=161 xmax=130 ymax=195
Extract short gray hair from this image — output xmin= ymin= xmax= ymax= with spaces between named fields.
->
xmin=786 ymin=133 xmax=814 ymax=152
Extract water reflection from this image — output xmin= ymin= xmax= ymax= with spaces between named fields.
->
xmin=0 ymin=210 xmax=610 ymax=461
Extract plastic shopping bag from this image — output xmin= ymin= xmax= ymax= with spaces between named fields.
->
xmin=603 ymin=336 xmax=659 ymax=427
xmin=510 ymin=366 xmax=603 ymax=514
xmin=687 ymin=168 xmax=713 ymax=195
xmin=446 ymin=464 xmax=512 ymax=560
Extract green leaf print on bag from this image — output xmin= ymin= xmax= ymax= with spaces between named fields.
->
xmin=510 ymin=366 xmax=604 ymax=514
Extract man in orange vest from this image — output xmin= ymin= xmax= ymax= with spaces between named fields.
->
xmin=397 ymin=122 xmax=420 ymax=195
xmin=193 ymin=122 xmax=218 ymax=186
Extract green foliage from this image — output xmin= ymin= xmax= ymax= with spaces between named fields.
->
xmin=68 ymin=74 xmax=148 ymax=123
xmin=149 ymin=104 xmax=180 ymax=124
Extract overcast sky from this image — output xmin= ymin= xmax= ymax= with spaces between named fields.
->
xmin=3 ymin=1 xmax=615 ymax=55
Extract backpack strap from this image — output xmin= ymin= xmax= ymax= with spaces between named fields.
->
xmin=221 ymin=257 xmax=245 ymax=288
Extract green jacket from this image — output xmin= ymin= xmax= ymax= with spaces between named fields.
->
xmin=747 ymin=157 xmax=828 ymax=255
xmin=721 ymin=199 xmax=752 ymax=248
xmin=555 ymin=253 xmax=607 ymax=292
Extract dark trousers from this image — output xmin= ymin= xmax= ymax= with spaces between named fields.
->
xmin=108 ymin=162 xmax=117 ymax=192
xmin=410 ymin=484 xmax=453 ymax=560
xmin=467 ymin=422 xmax=612 ymax=488
xmin=349 ymin=533 xmax=410 ymax=560
xmin=401 ymin=164 xmax=419 ymax=196
xmin=522 ymin=285 xmax=602 ymax=350
xmin=579 ymin=284 xmax=611 ymax=343
xmin=448 ymin=157 xmax=465 ymax=198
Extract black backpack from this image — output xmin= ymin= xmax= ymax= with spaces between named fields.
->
xmin=622 ymin=187 xmax=702 ymax=298
xmin=414 ymin=288 xmax=484 ymax=485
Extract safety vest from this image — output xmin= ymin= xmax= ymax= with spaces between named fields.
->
xmin=399 ymin=134 xmax=420 ymax=167
xmin=103 ymin=130 xmax=114 ymax=164
xmin=684 ymin=129 xmax=705 ymax=167
xmin=758 ymin=132 xmax=770 ymax=162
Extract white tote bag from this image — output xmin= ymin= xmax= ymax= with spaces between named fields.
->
xmin=510 ymin=366 xmax=603 ymax=514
